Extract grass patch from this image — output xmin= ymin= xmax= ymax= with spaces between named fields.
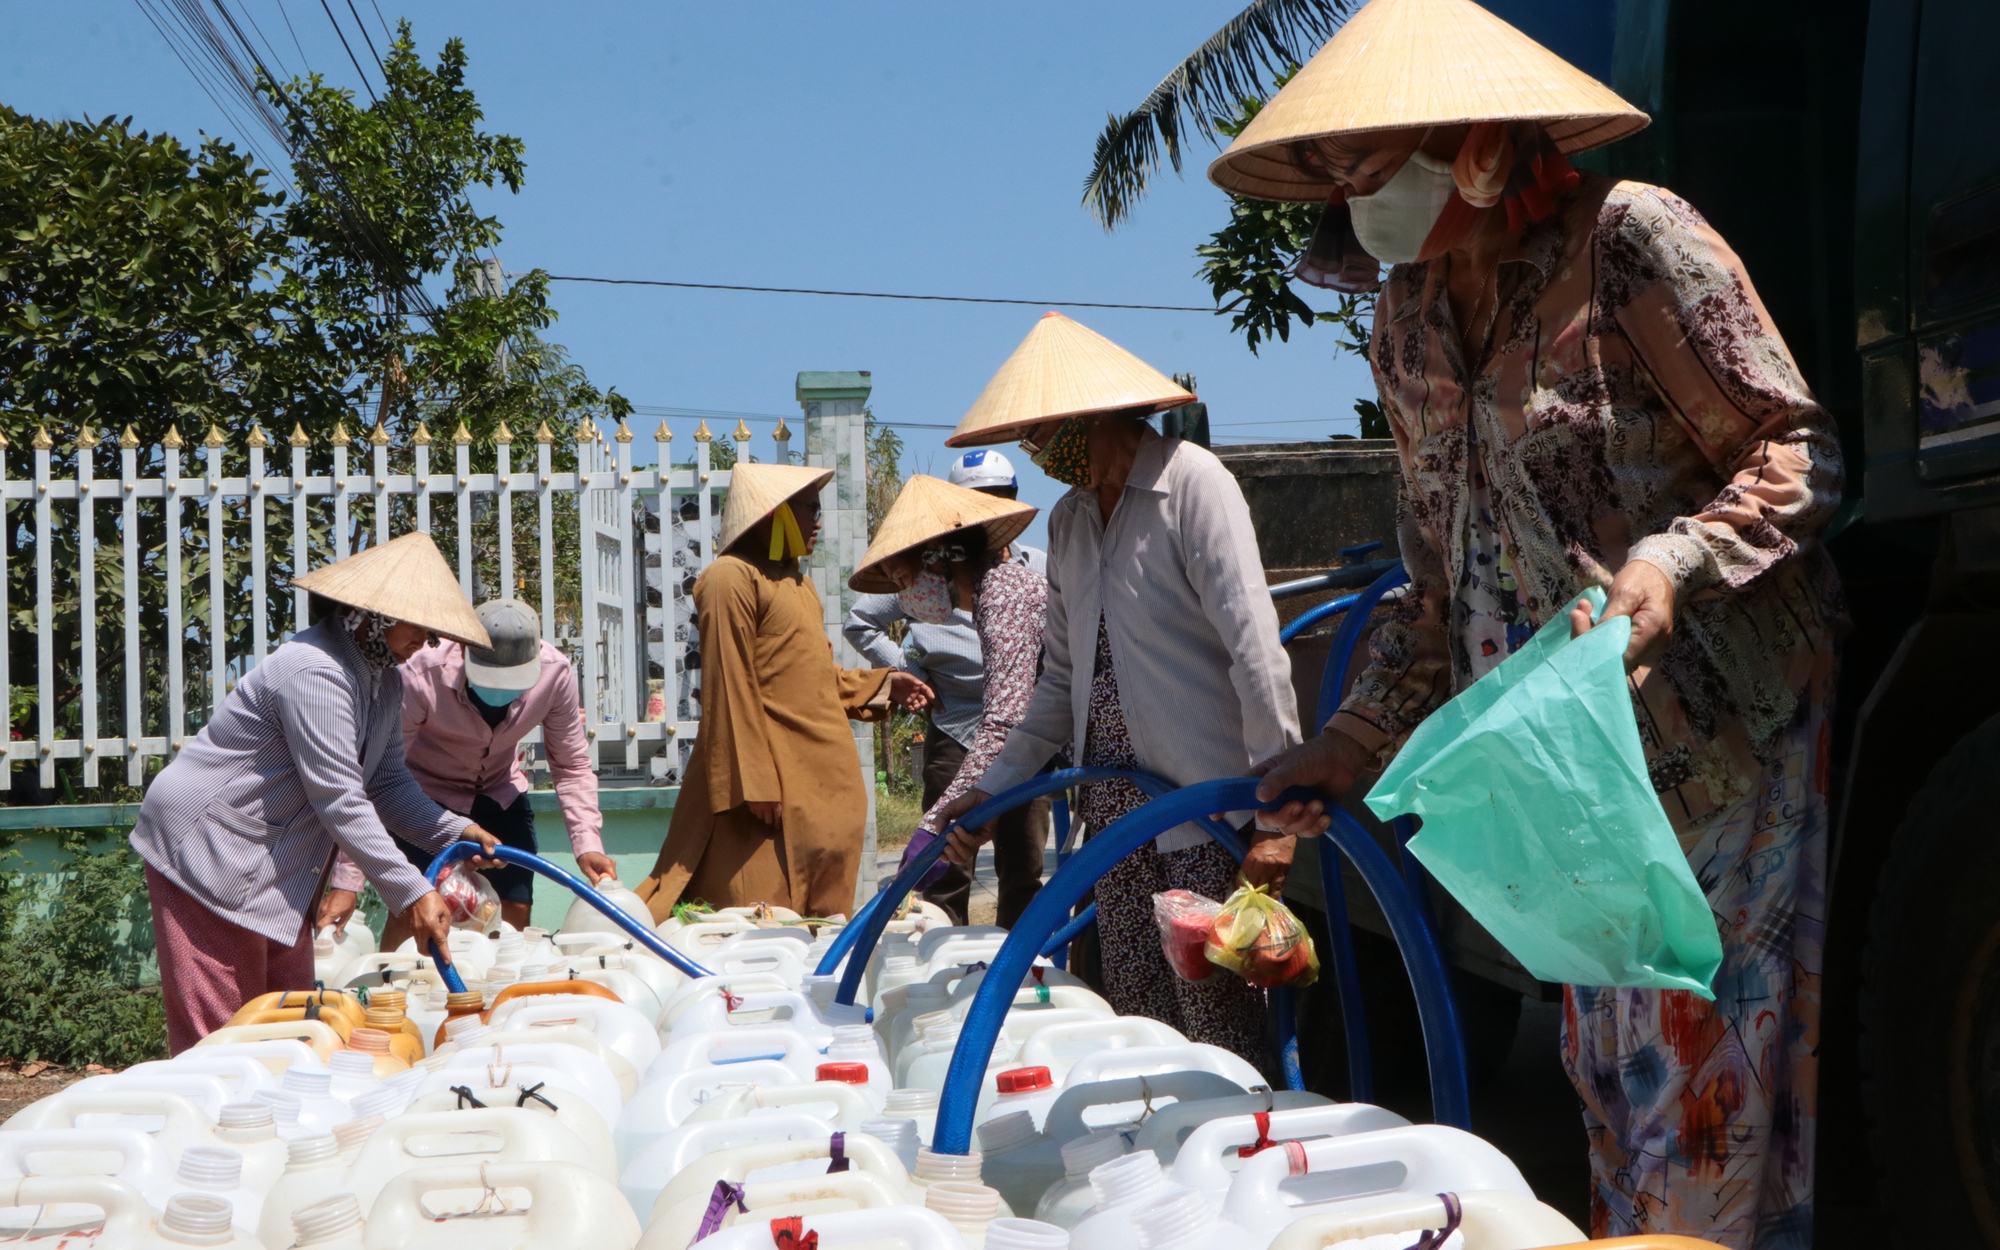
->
xmin=876 ymin=786 xmax=925 ymax=852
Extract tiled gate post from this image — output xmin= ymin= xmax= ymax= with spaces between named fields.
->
xmin=797 ymin=370 xmax=878 ymax=912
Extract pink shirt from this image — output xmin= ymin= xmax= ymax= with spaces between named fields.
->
xmin=329 ymin=639 xmax=602 ymax=892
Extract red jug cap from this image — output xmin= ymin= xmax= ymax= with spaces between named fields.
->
xmin=816 ymin=1062 xmax=871 ymax=1085
xmin=995 ymin=1066 xmax=1053 ymax=1093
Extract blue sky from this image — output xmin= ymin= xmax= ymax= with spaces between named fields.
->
xmin=3 ymin=2 xmax=1613 ymax=546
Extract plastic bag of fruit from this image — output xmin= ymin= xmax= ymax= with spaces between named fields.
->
xmin=1204 ymin=884 xmax=1320 ymax=988
xmin=1151 ymin=889 xmax=1223 ymax=982
xmin=436 ymin=861 xmax=501 ymax=932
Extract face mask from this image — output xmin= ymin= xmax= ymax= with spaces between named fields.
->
xmin=1348 ymin=149 xmax=1456 ymax=265
xmin=468 ymin=684 xmax=525 ymax=707
xmin=1026 ymin=417 xmax=1091 ymax=488
xmin=897 ymin=569 xmax=958 ymax=625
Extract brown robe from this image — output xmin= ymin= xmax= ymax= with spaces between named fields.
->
xmin=637 ymin=552 xmax=891 ymax=920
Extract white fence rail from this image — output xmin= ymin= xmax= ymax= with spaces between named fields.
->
xmin=3 ymin=413 xmax=804 ymax=792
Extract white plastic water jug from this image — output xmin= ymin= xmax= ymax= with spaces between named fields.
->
xmin=890 ymin=1002 xmax=955 ymax=1068
xmin=949 ymin=968 xmax=1108 ymax=1015
xmin=976 ymin=1112 xmax=1063 ymax=1219
xmin=859 ymin=1117 xmax=922 ymax=1173
xmin=411 ymin=1054 xmax=621 ymax=1130
xmin=1262 ymin=1191 xmax=1584 ymax=1250
xmin=333 ymin=952 xmax=430 ymax=991
xmin=486 ymin=994 xmax=663 ymax=1073
xmin=397 ymin=1089 xmax=616 ymax=1179
xmin=168 ymin=1145 xmax=263 ymax=1235
xmin=275 ymin=1066 xmax=352 ymax=1134
xmin=1164 ymin=1103 xmax=1411 ymax=1203
xmin=288 ymin=1192 xmax=368 ymax=1250
xmin=645 ymin=1132 xmax=916 ymax=1231
xmin=315 ymin=925 xmax=376 ymax=984
xmin=1062 ymin=1152 xmax=1175 ymax=1250
xmin=211 ymin=1103 xmax=287 ymax=1194
xmin=614 ymin=1060 xmax=806 ymax=1161
xmin=1041 ymin=1073 xmax=1249 ymax=1142
xmin=3 ymin=1090 xmax=218 ymax=1164
xmin=639 ymin=1169 xmax=912 ymax=1250
xmin=71 ymin=1073 xmax=233 ymax=1123
xmin=466 ymin=1028 xmax=640 ymax=1101
xmin=1033 ymin=1130 xmax=1130 ymax=1229
xmin=1218 ymin=1126 xmax=1533 ymax=1247
xmin=987 ymin=1217 xmax=1072 ymax=1250
xmin=1015 ymin=1020 xmax=1190 ymax=1085
xmin=926 ymin=1181 xmax=1005 ymax=1248
xmin=620 ymin=1113 xmax=838 ymax=1225
xmin=912 ymin=1148 xmax=1014 ymax=1219
xmin=662 ymin=974 xmax=792 ymax=1031
xmin=344 ymin=1108 xmax=608 ymax=1214
xmin=0 ymin=1127 xmax=176 ymax=1228
xmin=1123 ymin=1184 xmax=1254 ymax=1250
xmin=1128 ymin=1092 xmax=1337 ymax=1164
xmin=669 ymin=987 xmax=849 ymax=1049
xmin=690 ymin=1204 xmax=971 ymax=1250
xmin=979 ymin=1067 xmax=1063 ymax=1132
xmin=257 ymin=1134 xmax=346 ymax=1250
xmin=129 ymin=1058 xmax=276 ymax=1101
xmin=570 ymin=942 xmax=687 ymax=1009
xmin=0 ymin=1179 xmax=260 ymax=1250
xmin=173 ymin=1040 xmax=318 ymax=1079
xmin=679 ymin=1081 xmax=878 ymax=1132
xmin=883 ymin=1090 xmax=941 ymax=1148
xmin=362 ymin=1159 xmax=640 ymax=1250
xmin=562 ymin=881 xmax=656 ymax=937
xmin=1059 ymin=1046 xmax=1265 ymax=1099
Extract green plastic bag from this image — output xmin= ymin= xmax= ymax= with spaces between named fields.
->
xmin=1363 ymin=587 xmax=1722 ymax=997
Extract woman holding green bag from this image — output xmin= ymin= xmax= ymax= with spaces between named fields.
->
xmin=1221 ymin=0 xmax=1843 ymax=1245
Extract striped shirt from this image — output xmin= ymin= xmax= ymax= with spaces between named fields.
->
xmin=130 ymin=619 xmax=469 ymax=944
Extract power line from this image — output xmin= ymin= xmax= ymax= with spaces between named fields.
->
xmin=539 ymin=274 xmax=1218 ymax=314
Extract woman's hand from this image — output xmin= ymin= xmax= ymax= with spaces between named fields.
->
xmin=1250 ymin=729 xmax=1373 ymax=835
xmin=457 ymin=823 xmax=502 ymax=868
xmin=574 ymin=851 xmax=618 ymax=885
xmin=888 ymin=672 xmax=936 ymax=712
xmin=1240 ymin=827 xmax=1297 ymax=893
xmin=1573 ymin=560 xmax=1675 ymax=669
xmin=931 ymin=788 xmax=996 ymax=868
xmin=316 ymin=888 xmax=359 ymax=934
xmin=748 ymin=801 xmax=783 ymax=828
xmin=405 ymin=891 xmax=455 ymax=963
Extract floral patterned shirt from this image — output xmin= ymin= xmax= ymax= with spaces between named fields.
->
xmin=1330 ymin=176 xmax=1846 ymax=827
xmin=918 ymin=559 xmax=1048 ymax=834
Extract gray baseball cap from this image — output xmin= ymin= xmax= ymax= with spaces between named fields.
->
xmin=463 ymin=599 xmax=544 ymax=690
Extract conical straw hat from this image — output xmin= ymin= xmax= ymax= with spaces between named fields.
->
xmin=1207 ymin=0 xmax=1648 ymax=202
xmin=716 ymin=462 xmax=835 ymax=554
xmin=945 ymin=312 xmax=1195 ymax=448
xmin=292 ymin=532 xmax=490 ymax=648
xmin=849 ymin=475 xmax=1039 ymax=594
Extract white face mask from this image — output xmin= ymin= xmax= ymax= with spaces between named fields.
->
xmin=1348 ymin=149 xmax=1456 ymax=265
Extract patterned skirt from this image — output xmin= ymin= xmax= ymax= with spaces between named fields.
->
xmin=1075 ymin=617 xmax=1273 ymax=1074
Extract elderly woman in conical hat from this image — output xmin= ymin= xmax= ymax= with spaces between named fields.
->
xmin=1227 ymin=0 xmax=1845 ymax=1240
xmin=634 ymin=464 xmax=935 ymax=921
xmin=849 ymin=475 xmax=1045 ymax=923
xmin=931 ymin=311 xmax=1305 ymax=1074
xmin=130 ymin=533 xmax=502 ymax=1053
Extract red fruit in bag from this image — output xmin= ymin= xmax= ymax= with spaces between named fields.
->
xmin=1205 ymin=883 xmax=1320 ymax=989
xmin=1152 ymin=889 xmax=1222 ymax=982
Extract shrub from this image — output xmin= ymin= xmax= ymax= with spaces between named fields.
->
xmin=0 ymin=835 xmax=167 ymax=1066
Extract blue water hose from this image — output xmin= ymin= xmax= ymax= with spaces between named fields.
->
xmin=1039 ymin=904 xmax=1096 ymax=962
xmin=1279 ymin=590 xmax=1365 ymax=646
xmin=931 ymin=777 xmax=1471 ymax=1155
xmin=814 ymin=768 xmax=1239 ymax=996
xmin=422 ymin=843 xmax=715 ymax=987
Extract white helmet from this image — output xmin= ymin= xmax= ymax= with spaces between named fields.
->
xmin=947 ymin=448 xmax=1018 ymax=492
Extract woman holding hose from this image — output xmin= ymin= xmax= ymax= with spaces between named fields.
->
xmin=932 ymin=312 xmax=1301 ymax=1072
xmin=849 ymin=475 xmax=1044 ymax=913
xmin=132 ymin=533 xmax=500 ymax=1053
xmin=1233 ymin=0 xmax=1844 ymax=1241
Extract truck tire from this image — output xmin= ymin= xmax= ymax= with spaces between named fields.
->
xmin=1861 ymin=712 xmax=2000 ymax=1245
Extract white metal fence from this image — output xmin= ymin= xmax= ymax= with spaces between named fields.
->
xmin=2 ymin=413 xmax=804 ymax=792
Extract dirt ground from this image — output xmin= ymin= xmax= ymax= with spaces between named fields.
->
xmin=0 ymin=1061 xmax=98 ymax=1122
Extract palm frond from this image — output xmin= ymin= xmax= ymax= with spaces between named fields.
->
xmin=1083 ymin=0 xmax=1358 ymax=229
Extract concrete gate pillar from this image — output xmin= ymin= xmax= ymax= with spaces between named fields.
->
xmin=796 ymin=370 xmax=878 ymax=911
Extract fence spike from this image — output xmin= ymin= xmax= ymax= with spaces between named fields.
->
xmin=453 ymin=421 xmax=473 ymax=446
xmin=693 ymin=419 xmax=713 ymax=443
xmin=494 ymin=420 xmax=515 ymax=445
xmin=331 ymin=421 xmax=352 ymax=447
xmin=162 ymin=424 xmax=184 ymax=450
xmin=654 ymin=420 xmax=673 ymax=444
xmin=32 ymin=426 xmax=52 ymax=450
xmin=732 ymin=419 xmax=753 ymax=442
xmin=369 ymin=418 xmax=391 ymax=446
xmin=413 ymin=421 xmax=434 ymax=445
xmin=773 ymin=416 xmax=790 ymax=440
xmin=246 ymin=424 xmax=269 ymax=448
xmin=76 ymin=425 xmax=101 ymax=450
xmin=203 ymin=424 xmax=226 ymax=449
xmin=290 ymin=422 xmax=311 ymax=448
xmin=616 ymin=419 xmax=635 ymax=443
xmin=535 ymin=420 xmax=555 ymax=445
xmin=120 ymin=425 xmax=140 ymax=450
xmin=577 ymin=417 xmax=598 ymax=444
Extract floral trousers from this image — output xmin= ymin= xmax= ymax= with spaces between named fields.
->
xmin=1561 ymin=696 xmax=1828 ymax=1250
